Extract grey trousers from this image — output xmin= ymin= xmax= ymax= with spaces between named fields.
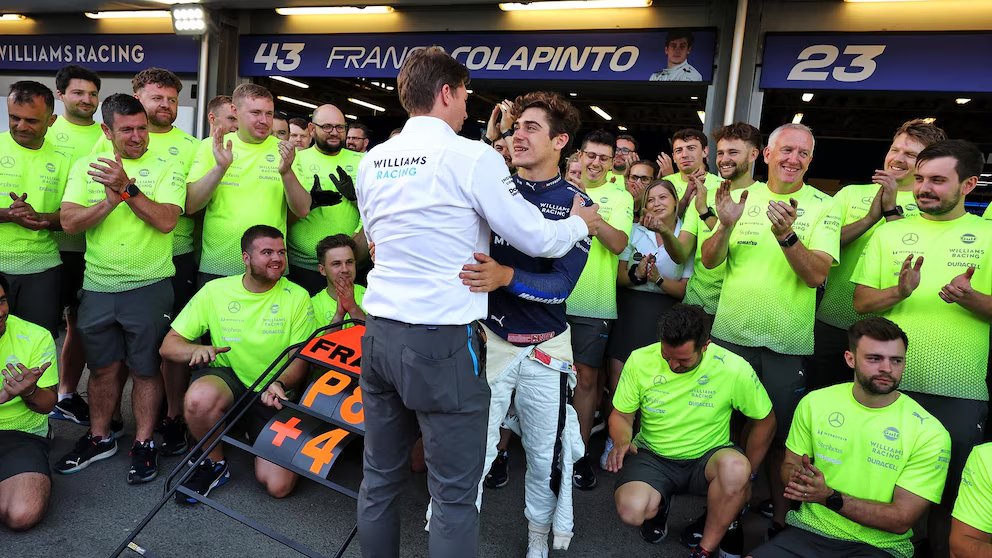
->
xmin=357 ymin=315 xmax=489 ymax=558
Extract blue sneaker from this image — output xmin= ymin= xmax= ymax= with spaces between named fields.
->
xmin=177 ymin=459 xmax=230 ymax=505
xmin=50 ymin=393 xmax=90 ymax=426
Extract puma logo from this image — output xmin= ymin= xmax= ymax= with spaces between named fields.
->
xmin=490 ymin=315 xmax=506 ymax=328
xmin=712 ymin=354 xmax=725 ymax=363
xmin=912 ymin=412 xmax=929 ymax=425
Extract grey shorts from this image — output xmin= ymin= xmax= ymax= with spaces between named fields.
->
xmin=77 ymin=280 xmax=173 ymax=376
xmin=191 ymin=366 xmax=279 ymax=443
xmin=567 ymin=315 xmax=612 ymax=368
xmin=615 ymin=445 xmax=741 ymax=503
xmin=1 ymin=266 xmax=62 ymax=338
xmin=712 ymin=338 xmax=805 ymax=442
xmin=749 ymin=525 xmax=892 ymax=558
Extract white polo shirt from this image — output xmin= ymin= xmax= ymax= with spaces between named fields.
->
xmin=357 ymin=116 xmax=588 ymax=325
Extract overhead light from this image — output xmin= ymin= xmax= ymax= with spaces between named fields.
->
xmin=85 ymin=10 xmax=171 ymax=19
xmin=589 ymin=105 xmax=612 ymax=121
xmin=844 ymin=0 xmax=925 ymax=3
xmin=466 ymin=89 xmax=474 ymax=94
xmin=792 ymin=113 xmax=804 ymax=124
xmin=690 ymin=96 xmax=699 ymax=100
xmin=801 ymin=92 xmax=814 ymax=102
xmin=345 ymin=114 xmax=358 ymax=120
xmin=277 ymin=95 xmax=318 ymax=109
xmin=151 ymin=0 xmax=201 ymax=4
xmin=477 ymin=119 xmax=486 ymax=124
xmin=385 ymin=85 xmax=394 ymax=91
xmin=276 ymin=6 xmax=394 ymax=15
xmin=617 ymin=125 xmax=628 ymax=131
xmin=569 ymin=92 xmax=577 ymax=97
xmin=922 ymin=117 xmax=936 ymax=124
xmin=270 ymin=76 xmax=310 ymax=89
xmin=0 ymin=14 xmax=26 ymax=21
xmin=348 ymin=97 xmax=386 ymax=112
xmin=956 ymin=98 xmax=972 ymax=105
xmin=171 ymin=5 xmax=206 ymax=34
xmin=500 ymin=0 xmax=652 ymax=11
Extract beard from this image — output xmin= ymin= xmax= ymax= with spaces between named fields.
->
xmin=855 ymin=368 xmax=899 ymax=395
xmin=248 ymin=259 xmax=283 ymax=285
xmin=722 ymin=160 xmax=751 ymax=181
xmin=918 ymin=191 xmax=961 ymax=216
xmin=315 ymin=134 xmax=343 ymax=155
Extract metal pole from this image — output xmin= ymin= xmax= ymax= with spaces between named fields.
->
xmin=195 ymin=32 xmax=210 ymax=138
xmin=723 ymin=0 xmax=749 ymax=125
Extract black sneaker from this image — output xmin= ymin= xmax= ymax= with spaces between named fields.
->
xmin=50 ymin=393 xmax=90 ymax=425
xmin=681 ymin=508 xmax=707 ymax=547
xmin=111 ymin=418 xmax=125 ymax=440
xmin=720 ymin=513 xmax=744 ymax=558
xmin=756 ymin=498 xmax=773 ymax=519
xmin=640 ymin=497 xmax=671 ymax=544
xmin=160 ymin=416 xmax=189 ymax=457
xmin=128 ymin=440 xmax=159 ymax=484
xmin=484 ymin=450 xmax=509 ymax=489
xmin=55 ymin=432 xmax=118 ymax=474
xmin=177 ymin=459 xmax=230 ymax=505
xmin=572 ymin=455 xmax=597 ymax=490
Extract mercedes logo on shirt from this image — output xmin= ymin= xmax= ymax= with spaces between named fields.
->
xmin=228 ymin=301 xmax=241 ymax=313
xmin=57 ymin=132 xmax=69 ymax=142
xmin=901 ymin=233 xmax=919 ymax=245
xmin=747 ymin=205 xmax=761 ymax=217
xmin=828 ymin=412 xmax=845 ymax=427
xmin=0 ymin=156 xmax=14 ymax=168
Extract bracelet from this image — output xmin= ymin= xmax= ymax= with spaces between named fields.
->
xmin=501 ymin=128 xmax=514 ymax=140
xmin=273 ymin=379 xmax=286 ymax=391
xmin=481 ymin=135 xmax=493 ymax=146
xmin=654 ymin=276 xmax=664 ymax=287
xmin=627 ymin=264 xmax=647 ymax=285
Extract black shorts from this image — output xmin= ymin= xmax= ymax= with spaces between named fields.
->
xmin=77 ymin=280 xmax=173 ymax=376
xmin=712 ymin=338 xmax=805 ymax=442
xmin=615 ymin=445 xmax=741 ymax=503
xmin=0 ymin=429 xmax=51 ymax=481
xmin=1 ymin=266 xmax=62 ymax=338
xmin=749 ymin=525 xmax=892 ymax=558
xmin=567 ymin=315 xmax=612 ymax=368
xmin=59 ymin=251 xmax=85 ymax=312
xmin=195 ymin=272 xmax=225 ymax=292
xmin=287 ymin=264 xmax=326 ymax=297
xmin=191 ymin=366 xmax=279 ymax=443
xmin=906 ymin=391 xmax=988 ymax=500
xmin=171 ymin=252 xmax=198 ymax=317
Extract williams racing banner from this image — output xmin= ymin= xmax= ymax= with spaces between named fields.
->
xmin=0 ymin=34 xmax=200 ymax=73
xmin=239 ymin=29 xmax=716 ymax=82
xmin=761 ymin=32 xmax=992 ymax=93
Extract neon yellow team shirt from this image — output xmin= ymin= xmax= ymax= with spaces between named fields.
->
xmin=662 ymin=171 xmax=723 ymax=200
xmin=565 ymin=183 xmax=633 ymax=319
xmin=681 ymin=185 xmax=746 ymax=315
xmin=711 ymin=183 xmax=841 ymax=355
xmin=188 ymin=134 xmax=288 ymax=277
xmin=311 ymin=285 xmax=366 ymax=326
xmin=94 ymin=128 xmax=197 ymax=256
xmin=818 ymin=186 xmax=919 ymax=329
xmin=289 ymin=148 xmax=364 ymax=270
xmin=171 ymin=275 xmax=315 ymax=390
xmin=0 ymin=315 xmax=59 ymax=435
xmin=63 ymin=150 xmax=186 ymax=293
xmin=852 ymin=214 xmax=992 ymax=400
xmin=613 ymin=342 xmax=772 ymax=460
xmin=786 ymin=384 xmax=951 ymax=558
xmin=49 ymin=117 xmax=105 ymax=253
xmin=0 ymin=133 xmax=70 ymax=274
xmin=953 ymin=443 xmax=992 ymax=534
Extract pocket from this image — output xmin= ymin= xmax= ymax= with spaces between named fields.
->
xmin=400 ymin=344 xmax=462 ymax=413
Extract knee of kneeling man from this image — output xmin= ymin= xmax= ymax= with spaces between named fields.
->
xmin=615 ymin=502 xmax=647 ymax=526
xmin=184 ymin=387 xmax=221 ymax=416
xmin=3 ymin=504 xmax=44 ymax=531
xmin=264 ymin=479 xmax=295 ymax=499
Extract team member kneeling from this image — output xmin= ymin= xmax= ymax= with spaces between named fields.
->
xmin=160 ymin=225 xmax=315 ymax=503
xmin=748 ymin=317 xmax=951 ymax=558
xmin=607 ymin=304 xmax=776 ymax=558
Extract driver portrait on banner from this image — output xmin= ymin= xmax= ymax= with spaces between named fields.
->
xmin=649 ymin=29 xmax=703 ymax=82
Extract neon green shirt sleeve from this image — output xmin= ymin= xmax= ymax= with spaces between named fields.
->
xmin=953 ymin=443 xmax=992 ymax=533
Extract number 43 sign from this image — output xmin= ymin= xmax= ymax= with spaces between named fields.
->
xmin=761 ymin=33 xmax=992 ymax=93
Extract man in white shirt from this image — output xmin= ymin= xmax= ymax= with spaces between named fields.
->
xmin=649 ymin=29 xmax=703 ymax=82
xmin=355 ymin=46 xmax=601 ymax=558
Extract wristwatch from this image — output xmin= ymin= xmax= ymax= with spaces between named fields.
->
xmin=881 ymin=205 xmax=904 ymax=218
xmin=825 ymin=489 xmax=844 ymax=511
xmin=654 ymin=275 xmax=664 ymax=287
xmin=698 ymin=207 xmax=716 ymax=221
xmin=778 ymin=232 xmax=799 ymax=247
xmin=120 ymin=180 xmax=141 ymax=201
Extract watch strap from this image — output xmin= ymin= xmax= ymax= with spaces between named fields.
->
xmin=778 ymin=232 xmax=799 ymax=247
xmin=698 ymin=207 xmax=716 ymax=221
xmin=881 ymin=205 xmax=903 ymax=218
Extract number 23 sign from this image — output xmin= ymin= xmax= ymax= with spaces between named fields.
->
xmin=761 ymin=33 xmax=992 ymax=93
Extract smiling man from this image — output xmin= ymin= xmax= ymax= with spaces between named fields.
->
xmin=702 ymin=122 xmax=841 ymax=534
xmin=186 ymin=83 xmax=311 ymax=284
xmin=853 ymin=139 xmax=992 ymax=558
xmin=812 ymin=120 xmax=946 ymax=391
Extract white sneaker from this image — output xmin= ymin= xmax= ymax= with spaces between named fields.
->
xmin=599 ymin=437 xmax=615 ymax=470
xmin=526 ymin=524 xmax=550 ymax=558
